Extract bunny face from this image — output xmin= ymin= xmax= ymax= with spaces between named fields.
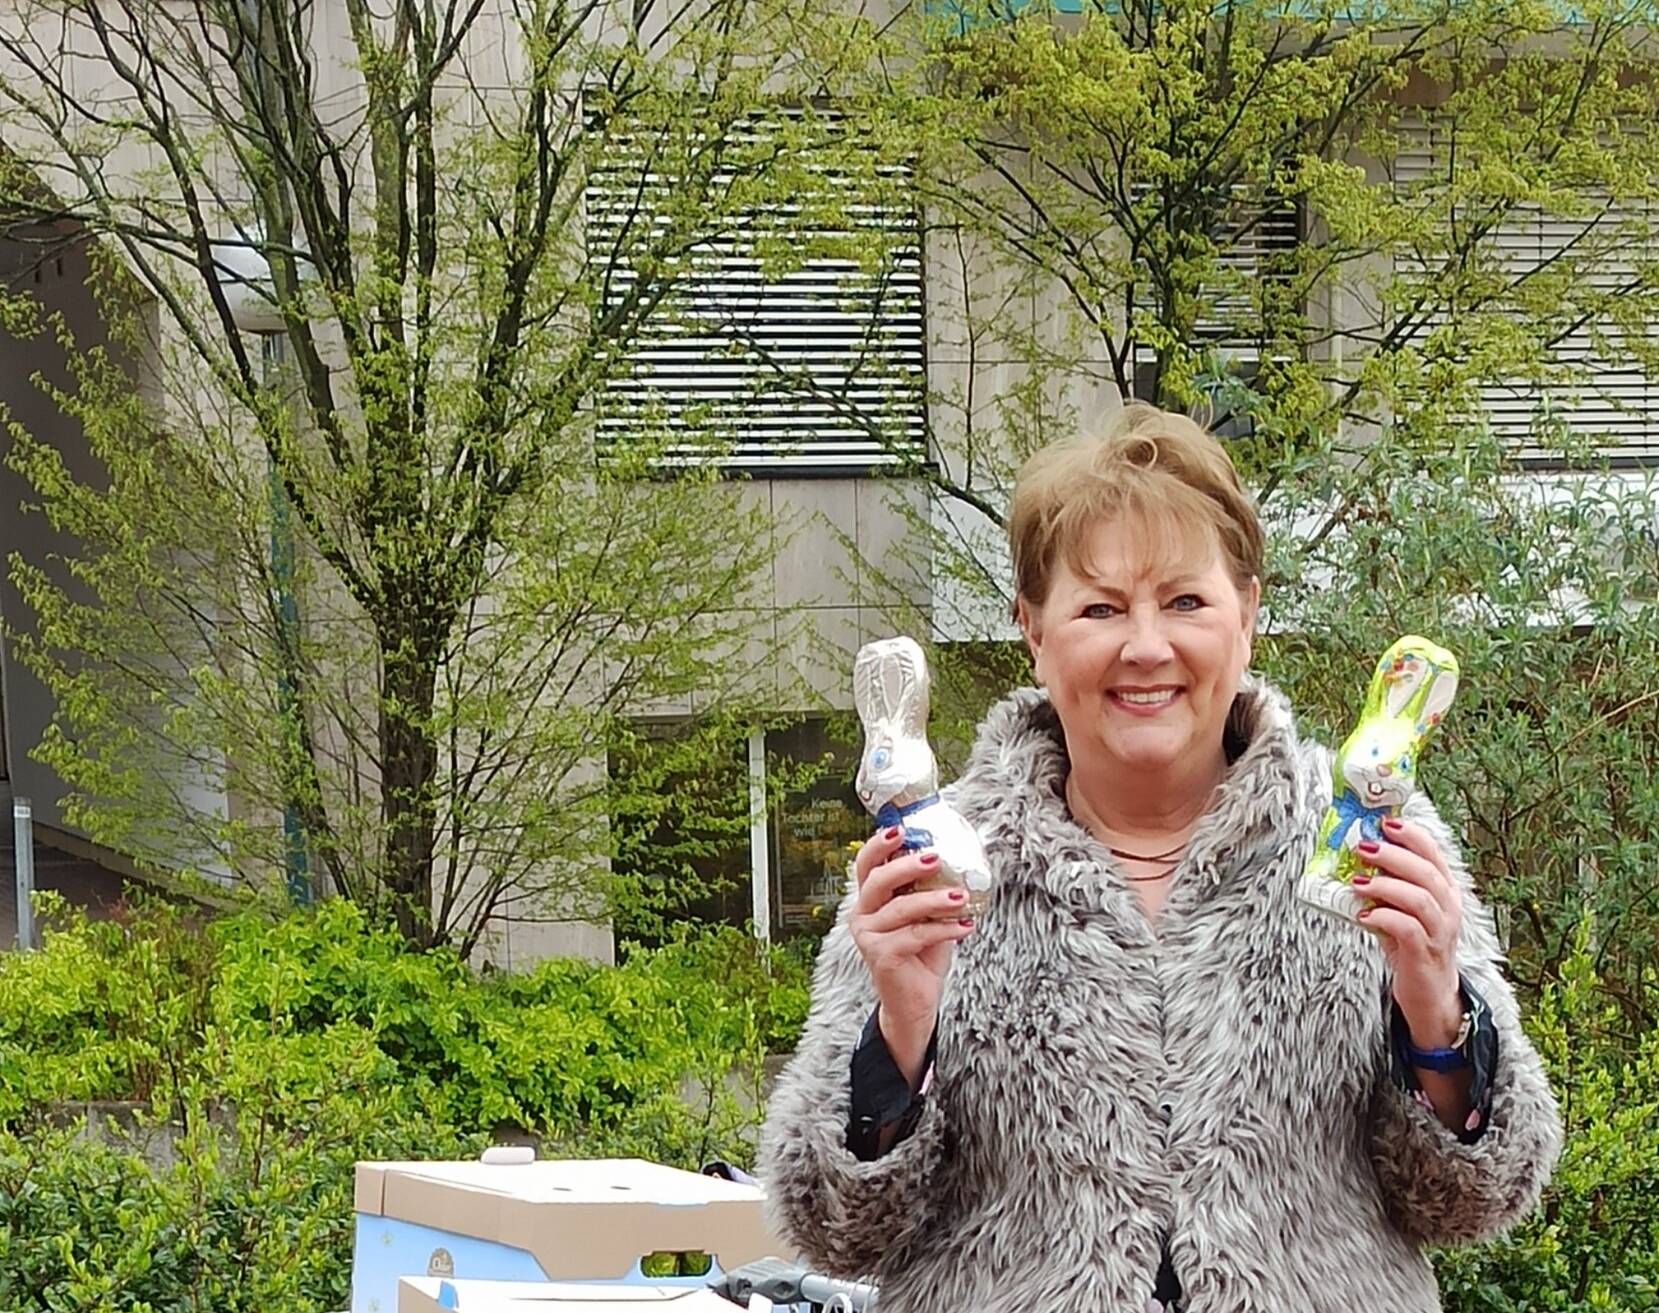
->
xmin=854 ymin=637 xmax=941 ymax=812
xmin=1334 ymin=637 xmax=1460 ymax=813
xmin=1339 ymin=720 xmax=1421 ymax=810
xmin=856 ymin=733 xmax=939 ymax=811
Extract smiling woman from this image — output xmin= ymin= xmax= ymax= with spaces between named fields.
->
xmin=759 ymin=403 xmax=1563 ymax=1313
xmin=1007 ymin=412 xmax=1263 ymax=914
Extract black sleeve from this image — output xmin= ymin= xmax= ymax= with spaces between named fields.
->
xmin=845 ymin=1007 xmax=938 ymax=1162
xmin=1388 ymin=972 xmax=1500 ymax=1146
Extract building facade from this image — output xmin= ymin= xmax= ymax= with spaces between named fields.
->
xmin=4 ymin=0 xmax=1655 ymax=962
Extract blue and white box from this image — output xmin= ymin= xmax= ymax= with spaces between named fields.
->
xmin=351 ymin=1157 xmax=780 ymax=1313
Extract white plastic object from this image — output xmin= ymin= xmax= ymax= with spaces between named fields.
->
xmin=478 ymin=1144 xmax=536 ymax=1166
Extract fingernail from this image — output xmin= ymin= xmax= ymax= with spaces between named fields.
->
xmin=947 ymin=889 xmax=966 ymax=902
xmin=958 ymin=917 xmax=975 ymax=928
xmin=1383 ymin=817 xmax=1404 ymax=832
xmin=919 ymin=851 xmax=939 ymax=866
xmin=1351 ymin=874 xmax=1371 ymax=886
xmin=1356 ymin=841 xmax=1380 ymax=855
xmin=884 ymin=826 xmax=900 ymax=840
xmin=1357 ymin=907 xmax=1373 ymax=919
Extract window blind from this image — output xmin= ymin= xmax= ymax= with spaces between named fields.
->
xmin=585 ymin=111 xmax=926 ymax=475
xmin=1130 ymin=191 xmax=1301 ymax=364
xmin=1394 ymin=122 xmax=1659 ymax=466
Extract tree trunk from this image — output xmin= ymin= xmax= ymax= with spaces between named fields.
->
xmin=379 ymin=625 xmax=440 ymax=948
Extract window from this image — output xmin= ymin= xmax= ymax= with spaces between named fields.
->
xmin=765 ymin=719 xmax=866 ymax=940
xmin=608 ymin=716 xmax=865 ymax=947
xmin=1395 ymin=121 xmax=1659 ymax=468
xmin=925 ymin=0 xmax=1086 ymax=29
xmin=1130 ymin=192 xmax=1302 ymax=438
xmin=585 ymin=111 xmax=927 ymax=475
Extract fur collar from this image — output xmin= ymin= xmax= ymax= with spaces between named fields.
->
xmin=949 ymin=675 xmax=1309 ymax=908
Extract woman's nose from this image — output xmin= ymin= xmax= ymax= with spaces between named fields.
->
xmin=1121 ymin=610 xmax=1174 ymax=665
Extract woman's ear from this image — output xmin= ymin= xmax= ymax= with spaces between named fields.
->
xmin=1241 ymin=576 xmax=1261 ymax=660
xmin=1015 ymin=595 xmax=1043 ymax=667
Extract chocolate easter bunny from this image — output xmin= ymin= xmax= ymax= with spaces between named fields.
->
xmin=1300 ymin=635 xmax=1460 ymax=921
xmin=853 ymin=637 xmax=994 ymax=910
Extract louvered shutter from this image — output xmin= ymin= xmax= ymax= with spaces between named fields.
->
xmin=1394 ymin=121 xmax=1659 ymax=465
xmin=585 ymin=112 xmax=926 ymax=474
xmin=1131 ymin=192 xmax=1301 ymax=365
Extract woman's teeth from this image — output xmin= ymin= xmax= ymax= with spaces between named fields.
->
xmin=1117 ymin=690 xmax=1176 ymax=705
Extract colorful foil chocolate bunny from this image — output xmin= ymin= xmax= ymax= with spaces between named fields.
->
xmin=1299 ymin=636 xmax=1460 ymax=921
xmin=853 ymin=636 xmax=994 ymax=910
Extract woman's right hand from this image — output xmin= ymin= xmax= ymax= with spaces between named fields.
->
xmin=849 ymin=825 xmax=976 ymax=1092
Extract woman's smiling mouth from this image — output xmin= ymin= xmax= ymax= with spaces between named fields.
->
xmin=1109 ymin=687 xmax=1182 ymax=712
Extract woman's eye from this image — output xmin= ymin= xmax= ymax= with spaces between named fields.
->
xmin=1082 ymin=603 xmax=1118 ymax=619
xmin=1169 ymin=594 xmax=1204 ymax=612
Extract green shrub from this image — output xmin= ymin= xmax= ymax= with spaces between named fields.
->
xmin=0 ymin=1079 xmax=483 ymax=1311
xmin=1436 ymin=930 xmax=1659 ymax=1312
xmin=0 ymin=898 xmax=813 ymax=1310
xmin=0 ymin=895 xmax=216 ymax=1120
xmin=0 ymin=897 xmax=809 ymax=1144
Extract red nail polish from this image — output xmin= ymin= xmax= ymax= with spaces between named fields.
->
xmin=884 ymin=826 xmax=900 ymax=840
xmin=1351 ymin=874 xmax=1371 ymax=886
xmin=958 ymin=917 xmax=975 ymax=928
xmin=1356 ymin=840 xmax=1380 ymax=855
xmin=919 ymin=851 xmax=939 ymax=866
xmin=947 ymin=888 xmax=966 ymax=901
xmin=1357 ymin=907 xmax=1372 ymax=919
xmin=1383 ymin=817 xmax=1404 ymax=832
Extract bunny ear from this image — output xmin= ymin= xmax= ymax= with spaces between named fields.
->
xmin=853 ymin=638 xmax=929 ymax=736
xmin=1373 ymin=637 xmax=1461 ymax=732
xmin=853 ymin=646 xmax=893 ymax=722
xmin=1415 ymin=662 xmax=1459 ymax=735
xmin=1380 ymin=651 xmax=1429 ymax=720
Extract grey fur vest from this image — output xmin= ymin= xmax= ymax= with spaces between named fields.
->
xmin=758 ymin=681 xmax=1561 ymax=1313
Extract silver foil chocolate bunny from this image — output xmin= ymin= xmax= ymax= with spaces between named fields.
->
xmin=853 ymin=636 xmax=994 ymax=910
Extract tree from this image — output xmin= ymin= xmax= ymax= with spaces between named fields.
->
xmin=0 ymin=0 xmax=902 ymax=954
xmin=850 ymin=0 xmax=1659 ymax=1007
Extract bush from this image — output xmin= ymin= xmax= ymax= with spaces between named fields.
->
xmin=0 ymin=897 xmax=812 ymax=1309
xmin=0 ymin=896 xmax=809 ymax=1138
xmin=0 ymin=1074 xmax=484 ymax=1311
xmin=1436 ymin=930 xmax=1659 ymax=1313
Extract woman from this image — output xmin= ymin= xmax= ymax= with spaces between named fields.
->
xmin=757 ymin=404 xmax=1561 ymax=1313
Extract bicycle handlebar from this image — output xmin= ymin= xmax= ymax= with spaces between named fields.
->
xmin=708 ymin=1256 xmax=879 ymax=1311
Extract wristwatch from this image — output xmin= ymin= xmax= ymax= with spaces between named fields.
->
xmin=1404 ymin=996 xmax=1479 ymax=1073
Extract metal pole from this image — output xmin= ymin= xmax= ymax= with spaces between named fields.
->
xmin=12 ymin=797 xmax=35 ymax=950
xmin=264 ymin=333 xmax=310 ymax=905
xmin=747 ymin=729 xmax=770 ymax=941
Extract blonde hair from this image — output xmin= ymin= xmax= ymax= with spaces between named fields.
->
xmin=1007 ymin=402 xmax=1263 ymax=618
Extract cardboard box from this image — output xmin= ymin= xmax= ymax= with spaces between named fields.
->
xmin=351 ymin=1158 xmax=782 ymax=1313
xmin=397 ymin=1277 xmax=739 ymax=1313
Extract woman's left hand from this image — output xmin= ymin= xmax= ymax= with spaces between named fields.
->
xmin=1353 ymin=816 xmax=1465 ymax=1046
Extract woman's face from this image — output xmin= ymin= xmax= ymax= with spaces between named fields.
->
xmin=1017 ymin=517 xmax=1259 ymax=780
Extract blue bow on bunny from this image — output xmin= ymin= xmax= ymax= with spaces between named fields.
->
xmin=1325 ymin=790 xmax=1392 ymax=851
xmin=874 ymin=794 xmax=939 ymax=850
